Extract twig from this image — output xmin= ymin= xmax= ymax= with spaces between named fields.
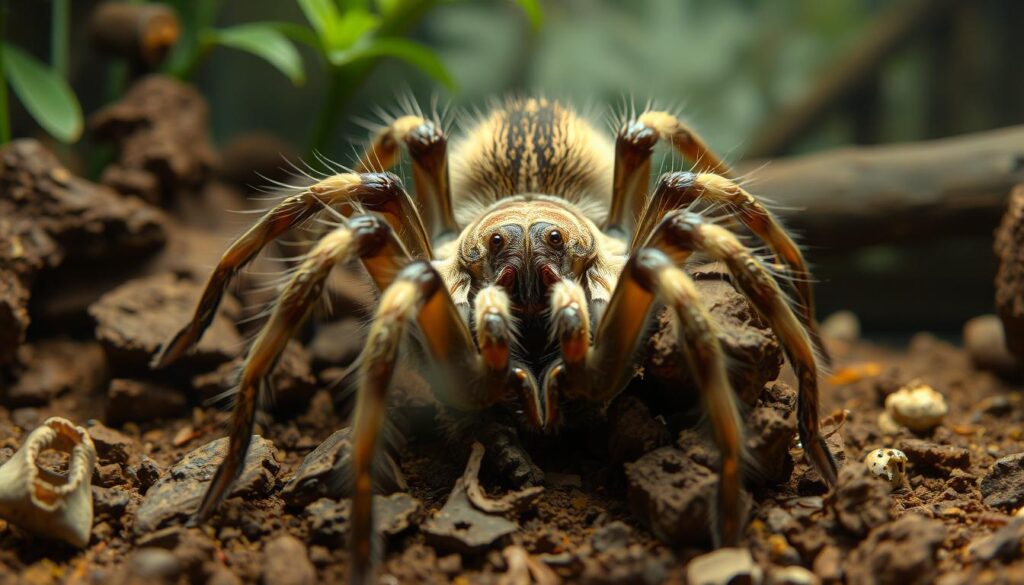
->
xmin=462 ymin=442 xmax=543 ymax=515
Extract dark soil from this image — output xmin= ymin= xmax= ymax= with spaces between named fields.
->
xmin=2 ymin=76 xmax=1024 ymax=585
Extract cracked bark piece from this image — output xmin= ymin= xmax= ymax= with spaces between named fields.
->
xmin=134 ymin=436 xmax=278 ymax=534
xmin=89 ymin=273 xmax=242 ymax=375
xmin=281 ymin=427 xmax=405 ymax=508
xmin=981 ymin=452 xmax=1024 ymax=509
xmin=305 ymin=493 xmax=420 ymax=543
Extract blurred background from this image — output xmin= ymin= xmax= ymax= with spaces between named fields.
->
xmin=5 ymin=0 xmax=1024 ymax=338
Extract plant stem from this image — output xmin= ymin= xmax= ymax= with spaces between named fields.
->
xmin=0 ymin=0 xmax=9 ymax=144
xmin=51 ymin=0 xmax=69 ymax=78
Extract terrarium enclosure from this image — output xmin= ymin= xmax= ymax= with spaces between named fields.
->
xmin=1 ymin=1 xmax=1024 ymax=584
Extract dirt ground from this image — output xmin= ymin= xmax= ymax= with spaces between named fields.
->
xmin=3 ymin=76 xmax=1024 ymax=585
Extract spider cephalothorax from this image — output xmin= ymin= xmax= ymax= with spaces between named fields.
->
xmin=152 ymin=97 xmax=838 ymax=584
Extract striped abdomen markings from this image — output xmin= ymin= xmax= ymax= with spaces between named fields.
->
xmin=451 ymin=98 xmax=613 ymax=216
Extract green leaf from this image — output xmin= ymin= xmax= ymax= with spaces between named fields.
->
xmin=297 ymin=0 xmax=342 ymax=48
xmin=213 ymin=24 xmax=306 ymax=85
xmin=3 ymin=43 xmax=82 ymax=143
xmin=329 ymin=38 xmax=455 ymax=90
xmin=331 ymin=9 xmax=381 ymax=51
xmin=267 ymin=22 xmax=322 ymax=52
xmin=514 ymin=0 xmax=543 ymax=31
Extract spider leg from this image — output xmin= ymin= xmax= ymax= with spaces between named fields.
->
xmin=546 ymin=249 xmax=744 ymax=546
xmin=357 ymin=115 xmax=459 ymax=245
xmin=630 ymin=172 xmax=827 ymax=364
xmin=192 ymin=214 xmax=410 ymax=523
xmin=605 ymin=110 xmax=732 ymax=238
xmin=349 ymin=261 xmax=534 ymax=584
xmin=151 ymin=172 xmax=429 ymax=369
xmin=645 ymin=210 xmax=839 ymax=487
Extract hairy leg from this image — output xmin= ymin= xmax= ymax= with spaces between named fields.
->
xmin=357 ymin=115 xmax=459 ymax=244
xmin=646 ymin=210 xmax=838 ymax=487
xmin=545 ymin=249 xmax=745 ymax=546
xmin=192 ymin=214 xmax=409 ymax=523
xmin=630 ymin=172 xmax=827 ymax=363
xmin=605 ymin=110 xmax=732 ymax=238
xmin=151 ymin=172 xmax=428 ymax=369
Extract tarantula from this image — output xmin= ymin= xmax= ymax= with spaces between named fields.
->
xmin=152 ymin=97 xmax=837 ymax=582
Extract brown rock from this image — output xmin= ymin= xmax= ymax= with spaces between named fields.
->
xmin=624 ymin=446 xmax=718 ymax=547
xmin=745 ymin=382 xmax=798 ymax=484
xmin=897 ymin=438 xmax=971 ymax=474
xmin=91 ymin=75 xmax=217 ymax=206
xmin=844 ymin=515 xmax=945 ymax=585
xmin=281 ymin=427 xmax=406 ymax=509
xmin=263 ymin=535 xmax=316 ymax=585
xmin=981 ymin=452 xmax=1024 ymax=509
xmin=135 ymin=435 xmax=278 ymax=534
xmin=995 ymin=186 xmax=1024 ymax=361
xmin=106 ymin=378 xmax=188 ymax=425
xmin=968 ymin=516 xmax=1024 ymax=562
xmin=87 ymin=421 xmax=136 ymax=465
xmin=5 ymin=339 xmax=107 ymax=406
xmin=89 ymin=273 xmax=242 ymax=375
xmin=607 ymin=395 xmax=670 ymax=465
xmin=832 ymin=465 xmax=892 ymax=537
xmin=645 ymin=269 xmax=782 ymax=406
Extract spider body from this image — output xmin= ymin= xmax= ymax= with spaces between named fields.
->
xmin=153 ymin=97 xmax=837 ymax=583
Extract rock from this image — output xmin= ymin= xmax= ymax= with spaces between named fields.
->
xmin=686 ymin=547 xmax=763 ymax=585
xmin=813 ymin=545 xmax=842 ymax=584
xmin=4 ymin=339 xmax=107 ymax=407
xmin=86 ymin=421 xmax=136 ymax=465
xmin=625 ymin=446 xmax=717 ymax=547
xmin=769 ymin=566 xmax=820 ymax=585
xmin=135 ymin=436 xmax=278 ymax=534
xmin=607 ymin=395 xmax=670 ymax=465
xmin=581 ymin=543 xmax=671 ymax=585
xmin=92 ymin=485 xmax=131 ymax=517
xmin=963 ymin=314 xmax=1021 ymax=376
xmin=745 ymin=382 xmax=798 ymax=485
xmin=106 ymin=378 xmax=188 ymax=425
xmin=592 ymin=521 xmax=632 ymax=553
xmin=884 ymin=382 xmax=947 ymax=432
xmin=423 ymin=486 xmax=516 ymax=554
xmin=844 ymin=515 xmax=945 ymax=585
xmin=124 ymin=548 xmax=181 ymax=582
xmin=897 ymin=438 xmax=971 ymax=473
xmin=476 ymin=421 xmax=544 ymax=488
xmin=191 ymin=340 xmax=316 ymax=413
xmin=128 ymin=455 xmax=163 ymax=493
xmin=864 ymin=448 xmax=908 ymax=488
xmin=281 ymin=427 xmax=406 ymax=508
xmin=94 ymin=462 xmax=129 ymax=488
xmin=89 ymin=273 xmax=242 ymax=375
xmin=820 ymin=310 xmax=860 ymax=343
xmin=309 ymin=318 xmax=365 ymax=370
xmin=995 ymin=186 xmax=1024 ymax=361
xmin=645 ymin=269 xmax=782 ymax=407
xmin=0 ymin=268 xmax=30 ymax=366
xmin=263 ymin=535 xmax=316 ymax=585
xmin=91 ymin=75 xmax=217 ymax=206
xmin=832 ymin=466 xmax=891 ymax=537
xmin=305 ymin=493 xmax=420 ymax=543
xmin=981 ymin=452 xmax=1024 ymax=509
xmin=969 ymin=516 xmax=1024 ymax=562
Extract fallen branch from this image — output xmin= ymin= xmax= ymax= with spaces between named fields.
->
xmin=737 ymin=125 xmax=1024 ymax=250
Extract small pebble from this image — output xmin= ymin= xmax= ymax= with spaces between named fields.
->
xmin=769 ymin=565 xmax=820 ymax=585
xmin=865 ymin=448 xmax=909 ymax=487
xmin=687 ymin=547 xmax=763 ymax=585
xmin=884 ymin=382 xmax=947 ymax=432
xmin=821 ymin=310 xmax=860 ymax=343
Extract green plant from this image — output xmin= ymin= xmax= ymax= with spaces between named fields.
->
xmin=0 ymin=0 xmax=83 ymax=144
